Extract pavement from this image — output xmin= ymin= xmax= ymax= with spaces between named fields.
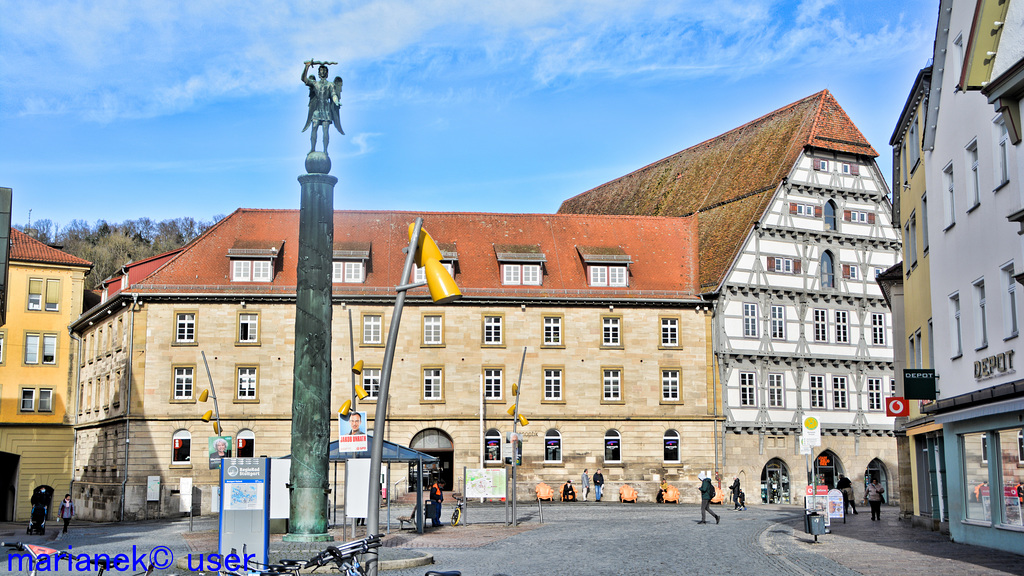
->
xmin=1 ymin=501 xmax=1022 ymax=575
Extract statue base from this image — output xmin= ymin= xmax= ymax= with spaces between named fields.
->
xmin=282 ymin=532 xmax=334 ymax=543
xmin=305 ymin=151 xmax=331 ymax=174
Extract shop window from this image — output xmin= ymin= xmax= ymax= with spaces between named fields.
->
xmin=172 ymin=430 xmax=192 ymax=464
xmin=545 ymin=429 xmax=562 ymax=463
xmin=484 ymin=429 xmax=501 ymax=463
xmin=236 ymin=429 xmax=255 ymax=458
xmin=664 ymin=430 xmax=680 ymax=462
xmin=961 ymin=431 xmax=991 ymax=522
xmin=997 ymin=429 xmax=1023 ymax=527
xmin=604 ymin=430 xmax=621 ymax=463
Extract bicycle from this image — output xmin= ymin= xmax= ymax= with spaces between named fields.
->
xmin=450 ymin=492 xmax=465 ymax=526
xmin=2 ymin=541 xmax=154 ymax=576
xmin=220 ymin=534 xmax=382 ymax=576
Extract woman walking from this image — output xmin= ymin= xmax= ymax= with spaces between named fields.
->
xmin=866 ymin=478 xmax=885 ymax=521
xmin=58 ymin=494 xmax=74 ymax=534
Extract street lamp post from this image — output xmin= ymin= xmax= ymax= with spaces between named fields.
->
xmin=365 ymin=218 xmax=459 ymax=576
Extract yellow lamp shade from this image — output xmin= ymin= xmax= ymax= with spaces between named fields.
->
xmin=352 ymin=360 xmax=364 ymax=375
xmin=198 ymin=389 xmax=209 ymax=402
xmin=506 ymin=404 xmax=517 ymax=416
xmin=201 ymin=410 xmax=213 ymax=422
xmin=518 ymin=414 xmax=529 ymax=427
xmin=408 ymin=223 xmax=444 ymax=267
xmin=423 ymin=259 xmax=461 ymax=304
xmin=339 ymin=399 xmax=352 ymax=416
xmin=511 ymin=383 xmax=519 ymax=396
xmin=213 ymin=422 xmax=220 ymax=435
xmin=355 ymin=384 xmax=369 ymax=400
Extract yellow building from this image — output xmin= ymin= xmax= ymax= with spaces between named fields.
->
xmin=0 ymin=229 xmax=91 ymax=521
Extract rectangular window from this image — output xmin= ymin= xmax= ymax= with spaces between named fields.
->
xmin=608 ymin=266 xmax=627 ymax=286
xmin=522 ymin=264 xmax=541 ymax=285
xmin=909 ymin=115 xmax=921 ymax=167
xmin=483 ymin=315 xmax=503 ymax=346
xmin=423 ymin=368 xmax=443 ymax=400
xmin=810 ymin=375 xmax=826 ymax=408
xmin=483 ymin=368 xmax=502 ymax=399
xmin=813 ymin=309 xmax=828 ymax=343
xmin=768 ymin=373 xmax=784 ymax=408
xmin=344 ymin=261 xmax=364 ymax=283
xmin=996 ymin=118 xmax=1010 ymax=186
xmin=333 ymin=261 xmax=365 ymax=283
xmin=38 ymin=388 xmax=54 ymax=412
xmin=238 ymin=313 xmax=258 ymax=343
xmin=42 ymin=334 xmax=56 ymax=364
xmin=27 ymin=278 xmax=43 ymax=310
xmin=423 ymin=315 xmax=443 ymax=345
xmin=363 ymin=314 xmax=382 ymax=345
xmin=660 ymin=317 xmax=679 ymax=347
xmin=998 ymin=428 xmax=1023 ymax=527
xmin=362 ymin=368 xmax=381 ymax=399
xmin=1003 ymin=263 xmax=1019 ymax=338
xmin=176 ymin=313 xmax=196 ymax=343
xmin=967 ymin=140 xmax=980 ymax=208
xmin=962 ymin=431 xmax=991 ymax=522
xmin=0 ymin=332 xmax=5 ymax=365
xmin=501 ymin=263 xmax=541 ymax=285
xmin=832 ymin=376 xmax=848 ymax=409
xmin=252 ymin=261 xmax=272 ymax=282
xmin=44 ymin=279 xmax=60 ymax=311
xmin=739 ymin=372 xmax=756 ymax=407
xmin=928 ymin=318 xmax=935 ymax=368
xmin=867 ymin=377 xmax=882 ymax=411
xmin=602 ymin=316 xmax=621 ymax=346
xmin=951 ymin=293 xmax=963 ymax=357
xmin=907 ymin=211 xmax=917 ymax=265
xmin=590 ymin=265 xmax=608 ymax=286
xmin=603 ymin=369 xmax=622 ymax=401
xmin=770 ymin=305 xmax=786 ymax=340
xmin=835 ymin=310 xmax=849 ymax=344
xmin=662 ymin=369 xmax=680 ymax=401
xmin=544 ymin=368 xmax=563 ymax=401
xmin=20 ymin=388 xmax=35 ymax=411
xmin=174 ymin=367 xmax=194 ymax=400
xmin=25 ymin=334 xmax=39 ymax=364
xmin=237 ymin=367 xmax=257 ymax=399
xmin=944 ymin=163 xmax=956 ymax=227
xmin=772 ymin=257 xmax=795 ymax=273
xmin=921 ymin=194 xmax=930 ymax=251
xmin=974 ymin=279 xmax=988 ymax=349
xmin=543 ymin=316 xmax=562 ymax=346
xmin=871 ymin=313 xmax=886 ymax=346
xmin=232 ymin=260 xmax=251 ymax=282
xmin=743 ymin=303 xmax=758 ymax=338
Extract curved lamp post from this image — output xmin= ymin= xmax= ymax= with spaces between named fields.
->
xmin=365 ymin=217 xmax=460 ymax=576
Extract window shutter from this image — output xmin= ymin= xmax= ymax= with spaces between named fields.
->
xmin=45 ymin=280 xmax=60 ymax=307
xmin=790 ymin=203 xmax=798 ymax=214
xmin=851 ymin=164 xmax=860 ymax=175
xmin=814 ymin=206 xmax=822 ymax=218
xmin=842 ymin=264 xmax=851 ymax=279
xmin=867 ymin=213 xmax=876 ymax=224
xmin=813 ymin=160 xmax=821 ymax=171
xmin=794 ymin=259 xmax=802 ymax=274
xmin=767 ymin=256 xmax=775 ymax=271
xmin=843 ymin=210 xmax=852 ymax=222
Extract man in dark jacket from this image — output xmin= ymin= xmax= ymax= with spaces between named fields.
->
xmin=698 ymin=473 xmax=720 ymax=524
xmin=593 ymin=469 xmax=604 ymax=502
xmin=429 ymin=479 xmax=445 ymax=527
xmin=836 ymin=474 xmax=857 ymax=514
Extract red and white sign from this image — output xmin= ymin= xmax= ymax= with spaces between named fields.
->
xmin=886 ymin=396 xmax=909 ymax=417
xmin=805 ymin=485 xmax=829 ymax=496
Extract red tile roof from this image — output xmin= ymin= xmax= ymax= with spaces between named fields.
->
xmin=557 ymin=90 xmax=877 ymax=291
xmin=133 ymin=209 xmax=700 ymax=300
xmin=9 ymin=229 xmax=92 ymax=268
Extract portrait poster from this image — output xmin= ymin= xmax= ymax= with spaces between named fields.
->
xmin=209 ymin=435 xmax=233 ymax=469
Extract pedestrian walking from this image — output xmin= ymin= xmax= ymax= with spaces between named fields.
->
xmin=866 ymin=477 xmax=885 ymax=521
xmin=698 ymin=472 xmax=720 ymax=525
xmin=581 ymin=469 xmax=590 ymax=502
xmin=730 ymin=478 xmax=741 ymax=510
xmin=836 ymin=474 xmax=858 ymax=515
xmin=593 ymin=469 xmax=604 ymax=502
xmin=58 ymin=494 xmax=74 ymax=534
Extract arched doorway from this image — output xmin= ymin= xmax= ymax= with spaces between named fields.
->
xmin=410 ymin=428 xmax=455 ymax=490
xmin=814 ymin=450 xmax=844 ymax=489
xmin=864 ymin=458 xmax=889 ymax=501
xmin=761 ymin=458 xmax=790 ymax=504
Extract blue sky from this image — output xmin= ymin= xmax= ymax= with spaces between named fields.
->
xmin=0 ymin=0 xmax=936 ymax=230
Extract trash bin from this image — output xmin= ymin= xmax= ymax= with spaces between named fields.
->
xmin=804 ymin=512 xmax=826 ymax=536
xmin=425 ymin=500 xmax=436 ymax=521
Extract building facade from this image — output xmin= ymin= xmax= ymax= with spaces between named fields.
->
xmin=71 ymin=210 xmax=716 ymax=520
xmin=915 ymin=0 xmax=1024 ymax=555
xmin=0 ymin=229 xmax=91 ymax=521
xmin=560 ymin=90 xmax=901 ymax=505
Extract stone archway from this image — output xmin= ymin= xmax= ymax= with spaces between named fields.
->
xmin=761 ymin=458 xmax=791 ymax=504
xmin=410 ymin=428 xmax=455 ymax=489
xmin=813 ymin=449 xmax=844 ymax=489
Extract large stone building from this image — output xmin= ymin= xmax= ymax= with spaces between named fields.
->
xmin=1 ymin=229 xmax=92 ymax=521
xmin=70 ymin=209 xmax=715 ymax=519
xmin=560 ymin=90 xmax=901 ymax=505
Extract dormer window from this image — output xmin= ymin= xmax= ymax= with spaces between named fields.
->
xmin=495 ymin=244 xmax=545 ymax=286
xmin=578 ymin=246 xmax=631 ymax=288
xmin=228 ymin=241 xmax=283 ymax=283
xmin=333 ymin=242 xmax=372 ymax=284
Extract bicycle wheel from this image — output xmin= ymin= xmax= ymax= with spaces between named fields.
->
xmin=451 ymin=506 xmax=462 ymax=526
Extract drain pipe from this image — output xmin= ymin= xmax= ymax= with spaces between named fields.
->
xmin=69 ymin=328 xmax=83 ymax=499
xmin=120 ymin=293 xmax=138 ymax=522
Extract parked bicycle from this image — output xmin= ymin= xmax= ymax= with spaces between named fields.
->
xmin=220 ymin=534 xmax=381 ymax=576
xmin=2 ymin=542 xmax=154 ymax=576
xmin=450 ymin=492 xmax=465 ymax=526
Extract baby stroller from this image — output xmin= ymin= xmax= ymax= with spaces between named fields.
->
xmin=28 ymin=503 xmax=47 ymax=535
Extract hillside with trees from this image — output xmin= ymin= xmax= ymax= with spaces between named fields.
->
xmin=15 ymin=216 xmax=224 ymax=289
